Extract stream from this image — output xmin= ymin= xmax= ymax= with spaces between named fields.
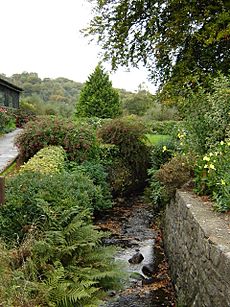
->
xmin=95 ymin=196 xmax=176 ymax=307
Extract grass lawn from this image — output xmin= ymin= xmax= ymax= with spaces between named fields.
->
xmin=145 ymin=134 xmax=171 ymax=145
xmin=0 ymin=161 xmax=17 ymax=177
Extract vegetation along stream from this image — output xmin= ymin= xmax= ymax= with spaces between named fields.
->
xmin=95 ymin=195 xmax=176 ymax=306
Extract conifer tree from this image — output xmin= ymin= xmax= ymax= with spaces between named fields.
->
xmin=76 ymin=64 xmax=121 ymax=118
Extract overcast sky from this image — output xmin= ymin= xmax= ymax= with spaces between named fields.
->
xmin=0 ymin=0 xmax=156 ymax=93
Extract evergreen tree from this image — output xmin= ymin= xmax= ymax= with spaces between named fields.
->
xmin=76 ymin=64 xmax=121 ymax=118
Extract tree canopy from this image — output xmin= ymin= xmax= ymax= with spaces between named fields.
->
xmin=86 ymin=0 xmax=230 ymax=90
xmin=122 ymin=86 xmax=154 ymax=116
xmin=75 ymin=64 xmax=121 ymax=118
xmin=0 ymin=72 xmax=84 ymax=117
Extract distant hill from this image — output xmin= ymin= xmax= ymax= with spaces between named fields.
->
xmin=0 ymin=72 xmax=84 ymax=115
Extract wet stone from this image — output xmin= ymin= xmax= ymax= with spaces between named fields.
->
xmin=142 ymin=264 xmax=155 ymax=277
xmin=128 ymin=252 xmax=144 ymax=264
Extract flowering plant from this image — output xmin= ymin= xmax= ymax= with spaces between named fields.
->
xmin=0 ymin=107 xmax=16 ymax=133
xmin=194 ymin=140 xmax=230 ymax=211
xmin=0 ymin=107 xmax=7 ymax=113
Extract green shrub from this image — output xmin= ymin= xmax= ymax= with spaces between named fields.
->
xmin=16 ymin=116 xmax=99 ymax=162
xmin=148 ymin=120 xmax=183 ymax=135
xmin=180 ymin=74 xmax=230 ymax=154
xmin=74 ymin=116 xmax=110 ymax=130
xmin=1 ymin=170 xmax=110 ymax=244
xmin=146 ymin=169 xmax=169 ymax=209
xmin=0 ymin=107 xmax=16 ymax=133
xmin=0 ymin=240 xmax=38 ymax=306
xmin=98 ymin=144 xmax=134 ymax=195
xmin=150 ymin=138 xmax=176 ymax=170
xmin=178 ymin=75 xmax=230 ymax=211
xmin=20 ymin=146 xmax=66 ymax=174
xmin=146 ymin=138 xmax=176 ymax=207
xmin=98 ymin=117 xmax=150 ymax=173
xmin=155 ymin=155 xmax=194 ymax=198
xmin=97 ymin=117 xmax=150 ymax=194
xmin=143 ymin=103 xmax=180 ymax=121
xmin=63 ymin=124 xmax=99 ymax=162
xmin=194 ymin=140 xmax=230 ymax=212
xmin=67 ymin=160 xmax=112 ymax=210
xmin=106 ymin=157 xmax=134 ymax=196
xmin=99 ymin=143 xmax=120 ymax=163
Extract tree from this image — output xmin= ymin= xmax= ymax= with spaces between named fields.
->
xmin=85 ymin=0 xmax=230 ymax=91
xmin=75 ymin=64 xmax=121 ymax=118
xmin=122 ymin=86 xmax=154 ymax=116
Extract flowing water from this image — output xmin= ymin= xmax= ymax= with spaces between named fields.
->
xmin=95 ymin=196 xmax=175 ymax=307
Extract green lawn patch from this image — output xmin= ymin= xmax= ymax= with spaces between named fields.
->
xmin=145 ymin=134 xmax=171 ymax=145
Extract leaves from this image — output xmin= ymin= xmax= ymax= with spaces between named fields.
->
xmin=85 ymin=0 xmax=230 ymax=90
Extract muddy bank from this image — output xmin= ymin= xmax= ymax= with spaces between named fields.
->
xmin=95 ymin=196 xmax=175 ymax=307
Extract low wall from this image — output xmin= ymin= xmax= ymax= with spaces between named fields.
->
xmin=164 ymin=190 xmax=230 ymax=307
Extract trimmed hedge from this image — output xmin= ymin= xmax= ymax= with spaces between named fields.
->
xmin=20 ymin=146 xmax=66 ymax=174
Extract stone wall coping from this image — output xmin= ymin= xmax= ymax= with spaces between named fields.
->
xmin=176 ymin=190 xmax=230 ymax=253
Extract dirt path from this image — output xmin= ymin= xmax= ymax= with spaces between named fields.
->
xmin=95 ymin=196 xmax=176 ymax=307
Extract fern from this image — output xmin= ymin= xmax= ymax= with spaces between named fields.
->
xmin=15 ymin=204 xmax=125 ymax=306
xmin=1 ymin=167 xmax=124 ymax=305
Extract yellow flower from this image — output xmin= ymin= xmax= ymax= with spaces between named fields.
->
xmin=220 ymin=141 xmax=224 ymax=145
xmin=203 ymin=156 xmax=210 ymax=161
xmin=221 ymin=179 xmax=226 ymax=186
xmin=204 ymin=164 xmax=209 ymax=169
xmin=162 ymin=145 xmax=167 ymax=152
xmin=209 ymin=163 xmax=215 ymax=170
xmin=177 ymin=131 xmax=186 ymax=139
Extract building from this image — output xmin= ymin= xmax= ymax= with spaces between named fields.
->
xmin=0 ymin=78 xmax=23 ymax=109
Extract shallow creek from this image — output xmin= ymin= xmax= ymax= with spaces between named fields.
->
xmin=95 ymin=196 xmax=175 ymax=307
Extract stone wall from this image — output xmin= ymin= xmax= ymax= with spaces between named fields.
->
xmin=164 ymin=190 xmax=230 ymax=307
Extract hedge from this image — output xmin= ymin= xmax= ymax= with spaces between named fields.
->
xmin=20 ymin=146 xmax=66 ymax=174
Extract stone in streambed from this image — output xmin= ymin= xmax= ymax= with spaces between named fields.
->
xmin=107 ymin=290 xmax=117 ymax=297
xmin=128 ymin=252 xmax=144 ymax=264
xmin=142 ymin=263 xmax=155 ymax=277
xmin=142 ymin=277 xmax=156 ymax=285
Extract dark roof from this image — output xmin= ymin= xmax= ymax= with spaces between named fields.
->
xmin=0 ymin=77 xmax=23 ymax=92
